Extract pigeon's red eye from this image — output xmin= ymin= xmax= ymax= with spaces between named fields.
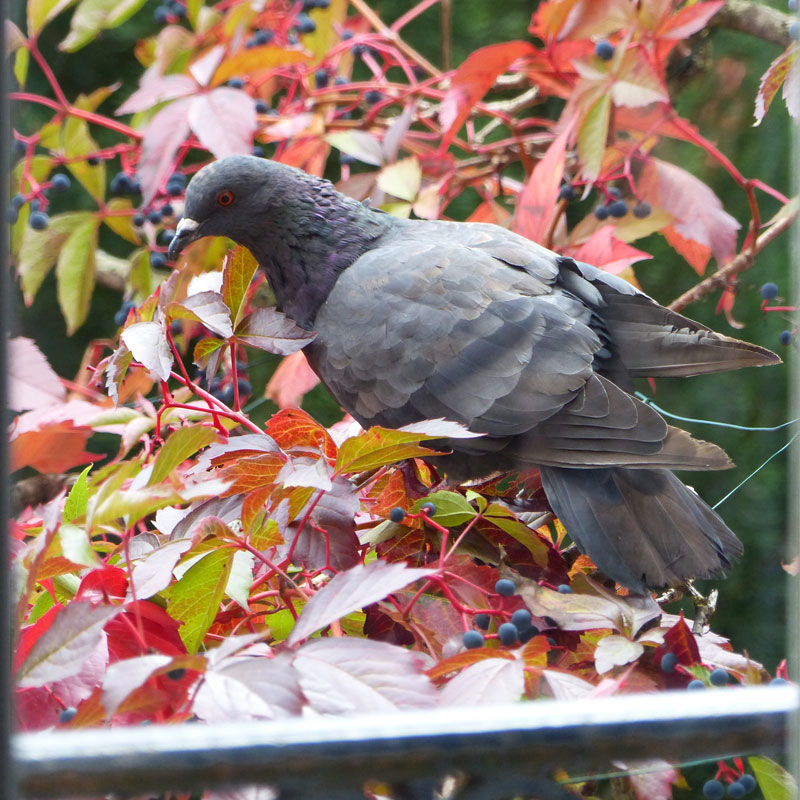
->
xmin=217 ymin=190 xmax=234 ymax=206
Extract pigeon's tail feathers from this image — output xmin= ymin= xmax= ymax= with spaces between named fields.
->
xmin=599 ymin=292 xmax=780 ymax=377
xmin=539 ymin=465 xmax=743 ymax=592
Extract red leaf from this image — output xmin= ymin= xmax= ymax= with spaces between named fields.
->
xmin=439 ymin=41 xmax=535 ymax=150
xmin=658 ymin=0 xmax=725 ymax=40
xmin=10 ymin=421 xmax=100 ymax=473
xmin=105 ymin=601 xmax=187 ymax=661
xmin=662 ymin=613 xmax=702 ymax=666
xmin=76 ymin=566 xmax=128 ymax=604
xmin=188 ymin=88 xmax=257 ymax=160
xmin=14 ymin=604 xmax=63 ymax=672
xmin=8 ymin=337 xmax=66 ymax=411
xmin=288 ymin=560 xmax=435 ymax=645
xmin=266 ymin=351 xmax=321 ymax=409
xmin=265 ymin=407 xmax=336 ymax=459
xmin=137 ymin=97 xmax=193 ymax=204
xmin=755 ymin=45 xmax=798 ymax=126
xmin=570 ymin=226 xmax=652 ymax=274
xmin=514 ymin=119 xmax=575 ymax=243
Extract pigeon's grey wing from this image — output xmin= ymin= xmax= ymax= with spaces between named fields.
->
xmin=308 ymin=234 xmax=726 ymax=471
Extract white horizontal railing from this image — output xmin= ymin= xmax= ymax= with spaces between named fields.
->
xmin=13 ymin=685 xmax=798 ymax=799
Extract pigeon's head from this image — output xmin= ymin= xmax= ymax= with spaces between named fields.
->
xmin=168 ymin=155 xmax=285 ymax=261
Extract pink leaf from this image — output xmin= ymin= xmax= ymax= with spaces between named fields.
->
xmin=116 ymin=74 xmax=196 ymax=115
xmin=129 ymin=540 xmax=192 ymax=600
xmin=189 ymin=45 xmax=225 ymax=86
xmin=613 ymin=760 xmax=678 ymax=800
xmin=659 ymin=0 xmax=725 ymax=39
xmin=571 ymin=226 xmax=652 ymax=274
xmin=188 ymin=88 xmax=257 ymax=160
xmin=293 ymin=638 xmax=436 ymax=713
xmin=266 ymin=351 xmax=321 ymax=409
xmin=137 ymin=96 xmax=193 ymax=203
xmin=193 ymin=656 xmax=302 ymax=722
xmin=235 ymin=308 xmax=316 ymax=355
xmin=288 ymin=560 xmax=435 ymax=645
xmin=654 ymin=159 xmax=740 ymax=267
xmin=121 ymin=320 xmax=173 ymax=381
xmin=17 ymin=602 xmax=119 ymax=687
xmin=542 ymin=669 xmax=594 ymax=701
xmin=8 ymin=336 xmax=65 ymax=411
xmin=514 ymin=119 xmax=576 ymax=243
xmin=439 ymin=657 xmax=525 ymax=706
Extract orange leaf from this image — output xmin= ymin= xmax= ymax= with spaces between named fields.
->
xmin=755 ymin=44 xmax=798 ymax=126
xmin=217 ymin=453 xmax=285 ymax=496
xmin=265 ymin=407 xmax=337 ymax=460
xmin=439 ymin=41 xmax=535 ymax=150
xmin=10 ymin=423 xmax=99 ymax=473
xmin=211 ymin=46 xmax=310 ymax=86
xmin=662 ymin=225 xmax=711 ymax=275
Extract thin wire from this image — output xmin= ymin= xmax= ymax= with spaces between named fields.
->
xmin=713 ymin=432 xmax=799 ymax=509
xmin=634 ymin=392 xmax=799 ymax=432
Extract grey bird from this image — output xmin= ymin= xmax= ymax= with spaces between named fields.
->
xmin=168 ymin=155 xmax=780 ymax=593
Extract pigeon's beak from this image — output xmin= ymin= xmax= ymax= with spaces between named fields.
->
xmin=168 ymin=217 xmax=200 ymax=261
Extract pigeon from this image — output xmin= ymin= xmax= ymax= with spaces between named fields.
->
xmin=168 ymin=155 xmax=780 ymax=592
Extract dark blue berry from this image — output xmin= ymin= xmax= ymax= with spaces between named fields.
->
xmin=761 ymin=282 xmax=779 ymax=300
xmin=58 ymin=707 xmax=78 ymax=724
xmin=133 ymin=213 xmax=145 ymax=227
xmin=510 ymin=608 xmax=532 ymax=631
xmin=352 ymin=43 xmax=367 ymax=56
xmin=727 ymin=782 xmax=746 ymax=799
xmin=660 ymin=652 xmax=678 ymax=673
xmin=607 ymin=186 xmax=623 ymax=199
xmin=770 ymin=676 xmax=789 ymax=686
xmin=420 ymin=501 xmax=436 ymax=516
xmin=147 ymin=209 xmax=163 ymax=225
xmin=30 ymin=199 xmax=41 ymax=212
xmin=151 ymin=252 xmax=167 ymax=268
xmin=687 ymin=679 xmax=706 ymax=690
xmin=608 ymin=199 xmax=628 ymax=217
xmin=632 ymin=201 xmax=651 ymax=218
xmin=87 ymin=156 xmax=101 ymax=166
xmin=159 ymin=229 xmax=175 ymax=245
xmin=341 ymin=30 xmax=353 ymax=40
xmin=51 ymin=173 xmax=71 ymax=192
xmin=255 ymin=100 xmax=269 ymax=114
xmin=780 ymin=331 xmax=793 ymax=346
xmin=557 ymin=584 xmax=572 ymax=594
xmin=340 ymin=152 xmax=357 ymax=166
xmin=237 ymin=378 xmax=252 ymax=395
xmin=219 ymin=385 xmax=236 ymax=406
xmin=519 ymin=626 xmax=539 ymax=644
xmin=558 ymin=184 xmax=577 ymax=201
xmin=315 ymin=69 xmax=329 ymax=89
xmin=497 ymin=622 xmax=518 ymax=646
xmin=389 ymin=507 xmax=406 ymax=523
xmin=252 ymin=145 xmax=265 ymax=157
xmin=161 ymin=203 xmax=174 ymax=218
xmin=546 ymin=636 xmax=557 ymax=645
xmin=737 ymin=775 xmax=756 ymax=794
xmin=11 ymin=193 xmax=25 ymax=210
xmin=13 ymin=140 xmax=26 ymax=159
xmin=6 ymin=207 xmax=18 ymax=224
xmin=595 ymin=40 xmax=615 ymax=60
xmin=166 ymin=668 xmax=186 ymax=680
xmin=703 ymin=780 xmax=725 ymax=800
xmin=594 ymin=204 xmax=609 ymax=220
xmin=29 ymin=211 xmax=49 ymax=230
xmin=365 ymin=89 xmax=382 ymax=104
xmin=166 ymin=172 xmax=186 ymax=191
xmin=462 ymin=630 xmax=484 ymax=649
xmin=709 ymin=667 xmax=729 ymax=686
xmin=495 ymin=578 xmax=515 ymax=597
xmin=114 ymin=300 xmax=136 ymax=326
xmin=170 ymin=320 xmax=182 ymax=335
xmin=227 ymin=78 xmax=245 ymax=89
xmin=110 ymin=172 xmax=131 ymax=195
xmin=154 ymin=5 xmax=169 ymax=24
xmin=334 ymin=76 xmax=348 ymax=86
xmin=255 ymin=29 xmax=274 ymax=45
xmin=294 ymin=13 xmax=316 ymax=33
xmin=474 ymin=613 xmax=490 ymax=630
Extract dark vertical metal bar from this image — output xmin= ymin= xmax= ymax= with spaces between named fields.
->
xmin=1 ymin=1 xmax=16 ymax=797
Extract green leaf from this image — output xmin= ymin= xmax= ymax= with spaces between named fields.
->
xmin=55 ymin=213 xmax=99 ymax=334
xmin=148 ymin=425 xmax=219 ymax=486
xmin=92 ymin=484 xmax=183 ymax=526
xmin=167 ymin=549 xmax=235 ymax=653
xmin=14 ymin=47 xmax=29 ymax=87
xmin=193 ymin=337 xmax=226 ymax=369
xmin=334 ymin=427 xmax=441 ymax=475
xmin=63 ymin=464 xmax=92 ymax=523
xmin=225 ymin=550 xmax=254 ymax=610
xmin=485 ymin=503 xmax=550 ymax=563
xmin=412 ymin=491 xmax=475 ymax=527
xmin=578 ymin=92 xmax=611 ymax=182
xmin=128 ymin=248 xmax=154 ymax=297
xmin=377 ymin=157 xmax=421 ymax=202
xmin=186 ymin=0 xmax=203 ymax=28
xmin=28 ymin=0 xmax=79 ymax=36
xmin=60 ymin=0 xmax=148 ymax=51
xmin=63 ymin=116 xmax=105 ymax=202
xmin=103 ymin=198 xmax=140 ymax=244
xmin=749 ymin=756 xmax=798 ymax=800
xmin=166 ymin=293 xmax=233 ymax=339
xmin=17 ymin=211 xmax=88 ymax=303
xmin=249 ymin=517 xmax=282 ymax=550
xmin=58 ymin=523 xmax=99 ymax=567
xmin=222 ymin=246 xmax=259 ymax=329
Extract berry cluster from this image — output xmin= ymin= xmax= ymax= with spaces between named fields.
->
xmin=6 ymin=172 xmax=72 ymax=229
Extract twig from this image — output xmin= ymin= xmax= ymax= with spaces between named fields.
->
xmin=709 ymin=0 xmax=795 ymax=49
xmin=669 ymin=204 xmax=798 ymax=312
